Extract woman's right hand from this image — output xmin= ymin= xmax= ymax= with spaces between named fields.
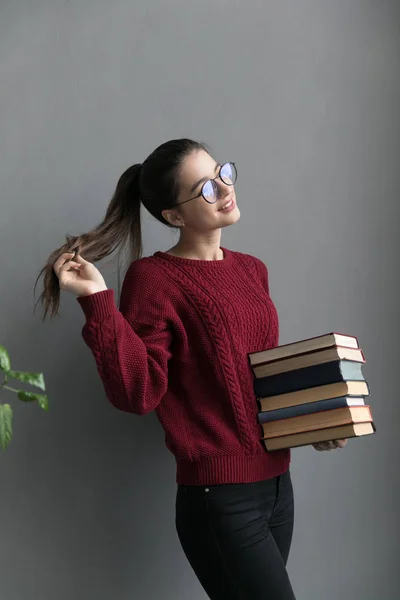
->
xmin=53 ymin=252 xmax=108 ymax=297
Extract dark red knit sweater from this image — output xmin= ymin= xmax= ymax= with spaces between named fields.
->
xmin=77 ymin=247 xmax=290 ymax=485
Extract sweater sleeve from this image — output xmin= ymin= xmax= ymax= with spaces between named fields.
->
xmin=76 ymin=260 xmax=173 ymax=415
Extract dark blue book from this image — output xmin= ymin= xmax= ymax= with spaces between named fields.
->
xmin=254 ymin=359 xmax=365 ymax=398
xmin=258 ymin=395 xmax=366 ymax=424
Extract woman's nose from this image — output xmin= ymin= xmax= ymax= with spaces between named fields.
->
xmin=216 ymin=179 xmax=231 ymax=197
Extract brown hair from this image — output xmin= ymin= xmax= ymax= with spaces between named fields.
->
xmin=34 ymin=138 xmax=208 ymax=319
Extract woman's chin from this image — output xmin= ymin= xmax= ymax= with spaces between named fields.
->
xmin=221 ymin=206 xmax=241 ymax=228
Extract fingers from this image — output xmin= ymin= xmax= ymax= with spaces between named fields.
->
xmin=336 ymin=439 xmax=347 ymax=448
xmin=327 ymin=441 xmax=338 ymax=450
xmin=330 ymin=439 xmax=347 ymax=449
xmin=53 ymin=253 xmax=82 ymax=278
xmin=313 ymin=442 xmax=333 ymax=451
xmin=58 ymin=261 xmax=82 ymax=281
xmin=74 ymin=253 xmax=89 ymax=265
xmin=53 ymin=248 xmax=90 ymax=276
xmin=314 ymin=439 xmax=348 ymax=451
xmin=318 ymin=442 xmax=334 ymax=451
xmin=313 ymin=444 xmax=324 ymax=451
xmin=63 ymin=261 xmax=82 ymax=270
xmin=53 ymin=252 xmax=75 ymax=276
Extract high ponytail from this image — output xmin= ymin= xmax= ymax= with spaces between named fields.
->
xmin=35 ymin=138 xmax=209 ymax=320
xmin=35 ymin=163 xmax=143 ymax=320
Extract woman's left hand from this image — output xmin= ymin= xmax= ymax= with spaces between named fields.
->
xmin=312 ymin=439 xmax=348 ymax=451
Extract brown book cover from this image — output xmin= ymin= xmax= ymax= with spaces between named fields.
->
xmin=248 ymin=332 xmax=359 ymax=367
xmin=261 ymin=405 xmax=372 ymax=438
xmin=263 ymin=422 xmax=375 ymax=451
xmin=258 ymin=380 xmax=370 ymax=412
xmin=253 ymin=346 xmax=365 ymax=379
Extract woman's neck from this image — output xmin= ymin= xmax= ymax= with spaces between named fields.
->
xmin=166 ymin=233 xmax=223 ymax=261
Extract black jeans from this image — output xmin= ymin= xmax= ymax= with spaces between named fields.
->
xmin=175 ymin=469 xmax=296 ymax=600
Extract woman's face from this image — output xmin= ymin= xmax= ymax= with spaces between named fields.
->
xmin=162 ymin=149 xmax=240 ymax=232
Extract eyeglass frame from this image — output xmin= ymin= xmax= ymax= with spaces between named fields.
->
xmin=173 ymin=162 xmax=237 ymax=206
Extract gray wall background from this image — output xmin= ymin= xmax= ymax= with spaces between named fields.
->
xmin=1 ymin=1 xmax=399 ymax=599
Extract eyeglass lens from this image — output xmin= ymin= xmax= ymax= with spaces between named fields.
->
xmin=202 ymin=163 xmax=237 ymax=203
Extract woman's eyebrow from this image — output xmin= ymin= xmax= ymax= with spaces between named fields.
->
xmin=189 ymin=163 xmax=220 ymax=193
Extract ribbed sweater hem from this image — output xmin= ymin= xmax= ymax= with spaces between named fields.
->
xmin=176 ymin=450 xmax=290 ymax=485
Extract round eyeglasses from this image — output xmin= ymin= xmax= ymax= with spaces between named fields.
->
xmin=176 ymin=162 xmax=237 ymax=206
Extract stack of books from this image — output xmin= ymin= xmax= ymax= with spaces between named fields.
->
xmin=248 ymin=332 xmax=376 ymax=451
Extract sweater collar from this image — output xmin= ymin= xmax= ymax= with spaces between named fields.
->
xmin=153 ymin=247 xmax=233 ymax=268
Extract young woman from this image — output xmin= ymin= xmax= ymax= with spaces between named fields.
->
xmin=38 ymin=138 xmax=346 ymax=600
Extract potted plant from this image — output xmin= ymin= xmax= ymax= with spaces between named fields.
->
xmin=0 ymin=345 xmax=49 ymax=450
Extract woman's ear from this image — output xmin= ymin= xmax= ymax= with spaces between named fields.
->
xmin=161 ymin=208 xmax=185 ymax=228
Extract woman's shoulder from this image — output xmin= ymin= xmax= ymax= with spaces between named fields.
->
xmin=228 ymin=248 xmax=269 ymax=272
xmin=125 ymin=254 xmax=167 ymax=276
xmin=119 ymin=256 xmax=181 ymax=319
xmin=227 ymin=249 xmax=270 ymax=292
xmin=122 ymin=255 xmax=173 ymax=294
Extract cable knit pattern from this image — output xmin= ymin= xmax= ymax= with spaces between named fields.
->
xmin=77 ymin=247 xmax=290 ymax=485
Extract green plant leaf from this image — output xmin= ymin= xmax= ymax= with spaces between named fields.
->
xmin=8 ymin=370 xmax=46 ymax=391
xmin=17 ymin=391 xmax=49 ymax=411
xmin=0 ymin=404 xmax=13 ymax=450
xmin=0 ymin=346 xmax=11 ymax=373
